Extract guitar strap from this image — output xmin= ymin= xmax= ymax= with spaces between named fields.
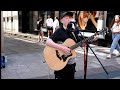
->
xmin=71 ymin=32 xmax=77 ymax=42
xmin=66 ymin=30 xmax=77 ymax=43
xmin=66 ymin=27 xmax=79 ymax=43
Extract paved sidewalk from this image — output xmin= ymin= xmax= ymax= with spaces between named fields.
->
xmin=4 ymin=31 xmax=48 ymax=42
xmin=1 ymin=31 xmax=120 ymax=79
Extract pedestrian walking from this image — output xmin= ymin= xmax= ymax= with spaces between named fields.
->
xmin=37 ymin=17 xmax=44 ymax=42
xmin=53 ymin=16 xmax=59 ymax=33
xmin=46 ymin=15 xmax=53 ymax=37
xmin=107 ymin=15 xmax=120 ymax=59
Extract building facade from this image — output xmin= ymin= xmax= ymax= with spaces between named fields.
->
xmin=2 ymin=11 xmax=120 ymax=47
xmin=2 ymin=11 xmax=60 ymax=33
xmin=2 ymin=11 xmax=73 ymax=33
xmin=3 ymin=11 xmax=19 ymax=32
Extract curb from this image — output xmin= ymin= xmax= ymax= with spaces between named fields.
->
xmin=4 ymin=31 xmax=48 ymax=42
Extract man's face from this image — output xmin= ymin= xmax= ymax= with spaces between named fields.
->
xmin=61 ymin=15 xmax=73 ymax=27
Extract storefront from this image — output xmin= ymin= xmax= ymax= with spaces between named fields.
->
xmin=2 ymin=11 xmax=119 ymax=47
xmin=3 ymin=11 xmax=19 ymax=33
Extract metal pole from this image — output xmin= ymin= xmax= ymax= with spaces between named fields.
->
xmin=103 ymin=11 xmax=107 ymax=28
xmin=44 ymin=11 xmax=47 ymax=27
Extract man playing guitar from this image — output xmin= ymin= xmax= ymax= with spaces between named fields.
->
xmin=44 ymin=11 xmax=98 ymax=79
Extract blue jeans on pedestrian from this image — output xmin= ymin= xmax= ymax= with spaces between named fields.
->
xmin=110 ymin=33 xmax=120 ymax=53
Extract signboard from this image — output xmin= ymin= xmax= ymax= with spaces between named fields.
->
xmin=77 ymin=11 xmax=106 ymax=39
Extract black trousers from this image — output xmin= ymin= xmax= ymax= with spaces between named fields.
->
xmin=54 ymin=63 xmax=76 ymax=79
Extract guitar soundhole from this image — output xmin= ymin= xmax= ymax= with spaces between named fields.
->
xmin=56 ymin=50 xmax=62 ymax=60
xmin=56 ymin=50 xmax=72 ymax=62
xmin=62 ymin=53 xmax=72 ymax=62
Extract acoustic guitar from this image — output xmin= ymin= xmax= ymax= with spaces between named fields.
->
xmin=43 ymin=29 xmax=106 ymax=71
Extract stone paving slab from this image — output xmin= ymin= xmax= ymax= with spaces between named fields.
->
xmin=4 ymin=31 xmax=47 ymax=42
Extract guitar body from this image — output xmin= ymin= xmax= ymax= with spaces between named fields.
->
xmin=43 ymin=28 xmax=106 ymax=71
xmin=43 ymin=38 xmax=77 ymax=71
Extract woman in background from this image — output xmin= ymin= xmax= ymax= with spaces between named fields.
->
xmin=107 ymin=15 xmax=120 ymax=59
xmin=37 ymin=17 xmax=44 ymax=42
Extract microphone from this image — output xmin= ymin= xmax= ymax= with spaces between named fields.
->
xmin=67 ymin=20 xmax=78 ymax=31
xmin=67 ymin=20 xmax=80 ymax=42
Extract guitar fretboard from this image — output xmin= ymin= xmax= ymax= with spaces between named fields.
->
xmin=69 ymin=29 xmax=106 ymax=50
xmin=70 ymin=35 xmax=94 ymax=50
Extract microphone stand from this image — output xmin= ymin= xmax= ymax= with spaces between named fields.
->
xmin=75 ymin=28 xmax=109 ymax=79
xmin=67 ymin=21 xmax=109 ymax=79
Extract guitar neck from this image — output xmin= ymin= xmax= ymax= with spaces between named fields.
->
xmin=70 ymin=35 xmax=95 ymax=50
xmin=69 ymin=29 xmax=106 ymax=50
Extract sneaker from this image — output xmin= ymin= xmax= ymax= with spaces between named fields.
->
xmin=41 ymin=40 xmax=44 ymax=43
xmin=116 ymin=52 xmax=120 ymax=57
xmin=106 ymin=54 xmax=112 ymax=59
xmin=37 ymin=40 xmax=40 ymax=43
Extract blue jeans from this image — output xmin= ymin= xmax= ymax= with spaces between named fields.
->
xmin=110 ymin=33 xmax=120 ymax=53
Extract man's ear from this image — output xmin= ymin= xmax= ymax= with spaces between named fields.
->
xmin=60 ymin=18 xmax=63 ymax=23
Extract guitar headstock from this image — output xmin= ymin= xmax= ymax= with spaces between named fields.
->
xmin=94 ymin=28 xmax=107 ymax=36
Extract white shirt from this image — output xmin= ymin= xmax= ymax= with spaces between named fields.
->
xmin=46 ymin=18 xmax=53 ymax=27
xmin=111 ymin=23 xmax=120 ymax=32
xmin=53 ymin=19 xmax=59 ymax=29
